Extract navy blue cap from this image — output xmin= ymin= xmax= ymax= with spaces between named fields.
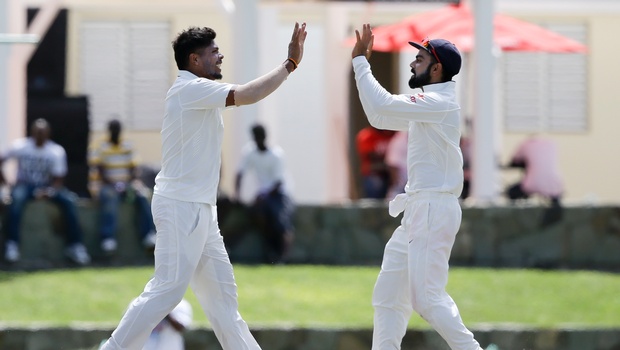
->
xmin=409 ymin=38 xmax=462 ymax=76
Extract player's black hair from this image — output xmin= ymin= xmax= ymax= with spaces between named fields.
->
xmin=172 ymin=27 xmax=217 ymax=70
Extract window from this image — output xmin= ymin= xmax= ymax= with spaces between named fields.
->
xmin=503 ymin=23 xmax=587 ymax=133
xmin=79 ymin=21 xmax=170 ymax=131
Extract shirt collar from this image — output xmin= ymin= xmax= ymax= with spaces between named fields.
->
xmin=178 ymin=70 xmax=199 ymax=79
xmin=421 ymin=81 xmax=456 ymax=93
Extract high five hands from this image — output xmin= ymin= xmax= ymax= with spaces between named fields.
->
xmin=288 ymin=22 xmax=308 ymax=67
xmin=352 ymin=24 xmax=374 ymax=60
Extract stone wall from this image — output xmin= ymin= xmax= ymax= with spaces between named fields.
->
xmin=1 ymin=325 xmax=620 ymax=350
xmin=226 ymin=201 xmax=620 ymax=270
xmin=2 ymin=200 xmax=620 ymax=349
xmin=2 ymin=199 xmax=620 ymax=270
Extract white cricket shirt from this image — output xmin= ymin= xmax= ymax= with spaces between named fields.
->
xmin=3 ymin=138 xmax=67 ymax=187
xmin=237 ymin=144 xmax=286 ymax=195
xmin=154 ymin=70 xmax=234 ymax=205
xmin=353 ymin=56 xmax=464 ymax=197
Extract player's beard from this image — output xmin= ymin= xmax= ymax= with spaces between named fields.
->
xmin=408 ymin=65 xmax=432 ymax=89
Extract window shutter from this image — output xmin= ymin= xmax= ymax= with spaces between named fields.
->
xmin=79 ymin=20 xmax=170 ymax=131
xmin=503 ymin=52 xmax=545 ymax=132
xmin=80 ymin=21 xmax=127 ymax=131
xmin=503 ymin=23 xmax=587 ymax=133
xmin=545 ymin=24 xmax=588 ymax=132
xmin=127 ymin=22 xmax=170 ymax=131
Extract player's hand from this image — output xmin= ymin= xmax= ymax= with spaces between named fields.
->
xmin=352 ymin=23 xmax=374 ymax=60
xmin=287 ymin=22 xmax=307 ymax=65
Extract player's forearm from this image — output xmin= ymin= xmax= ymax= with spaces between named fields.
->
xmin=232 ymin=63 xmax=290 ymax=106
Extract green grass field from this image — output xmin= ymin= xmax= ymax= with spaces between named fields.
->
xmin=0 ymin=265 xmax=618 ymax=329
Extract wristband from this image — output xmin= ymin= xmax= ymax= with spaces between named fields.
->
xmin=286 ymin=58 xmax=298 ymax=70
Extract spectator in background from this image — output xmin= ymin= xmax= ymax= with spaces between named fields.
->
xmin=385 ymin=130 xmax=408 ymax=200
xmin=89 ymin=119 xmax=157 ymax=254
xmin=100 ymin=298 xmax=193 ymax=350
xmin=356 ymin=126 xmax=395 ymax=199
xmin=506 ymin=135 xmax=564 ymax=225
xmin=143 ymin=298 xmax=193 ymax=350
xmin=459 ymin=136 xmax=472 ymax=200
xmin=0 ymin=118 xmax=91 ymax=265
xmin=235 ymin=123 xmax=294 ymax=264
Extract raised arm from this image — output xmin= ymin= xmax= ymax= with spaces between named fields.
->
xmin=227 ymin=22 xmax=307 ymax=107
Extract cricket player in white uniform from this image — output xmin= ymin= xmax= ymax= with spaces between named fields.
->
xmin=99 ymin=22 xmax=307 ymax=350
xmin=351 ymin=24 xmax=484 ymax=350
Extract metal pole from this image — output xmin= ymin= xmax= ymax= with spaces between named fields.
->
xmin=471 ymin=0 xmax=498 ymax=202
xmin=0 ymin=0 xmax=10 ymax=152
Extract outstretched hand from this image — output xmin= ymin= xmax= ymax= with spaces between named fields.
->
xmin=288 ymin=22 xmax=307 ymax=65
xmin=352 ymin=23 xmax=374 ymax=60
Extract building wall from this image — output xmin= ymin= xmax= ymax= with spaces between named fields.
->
xmin=500 ymin=2 xmax=620 ymax=204
xmin=23 ymin=0 xmax=620 ymax=204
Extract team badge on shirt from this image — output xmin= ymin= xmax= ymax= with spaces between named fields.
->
xmin=410 ymin=93 xmax=425 ymax=103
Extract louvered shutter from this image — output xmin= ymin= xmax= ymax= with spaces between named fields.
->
xmin=80 ymin=21 xmax=170 ymax=131
xmin=127 ymin=22 xmax=170 ymax=130
xmin=503 ymin=23 xmax=587 ymax=133
xmin=80 ymin=21 xmax=127 ymax=131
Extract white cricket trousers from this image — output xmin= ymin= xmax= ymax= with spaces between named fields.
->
xmin=100 ymin=195 xmax=261 ymax=350
xmin=372 ymin=192 xmax=482 ymax=350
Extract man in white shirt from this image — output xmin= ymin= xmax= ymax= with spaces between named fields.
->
xmin=0 ymin=119 xmax=91 ymax=265
xmin=235 ymin=123 xmax=294 ymax=264
xmin=99 ymin=23 xmax=306 ymax=350
xmin=352 ymin=25 xmax=483 ymax=350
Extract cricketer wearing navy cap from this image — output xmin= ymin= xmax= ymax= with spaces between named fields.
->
xmin=408 ymin=38 xmax=462 ymax=88
xmin=351 ymin=24 xmax=485 ymax=350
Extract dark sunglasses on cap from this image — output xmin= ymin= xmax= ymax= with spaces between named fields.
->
xmin=422 ymin=37 xmax=442 ymax=64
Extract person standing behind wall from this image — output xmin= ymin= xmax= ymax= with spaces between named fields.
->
xmin=89 ymin=119 xmax=157 ymax=255
xmin=0 ymin=118 xmax=91 ymax=265
xmin=235 ymin=123 xmax=295 ymax=264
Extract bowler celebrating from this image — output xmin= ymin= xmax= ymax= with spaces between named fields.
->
xmin=351 ymin=24 xmax=483 ymax=350
xmin=100 ymin=22 xmax=307 ymax=350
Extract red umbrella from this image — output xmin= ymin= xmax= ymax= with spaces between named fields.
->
xmin=349 ymin=3 xmax=587 ymax=53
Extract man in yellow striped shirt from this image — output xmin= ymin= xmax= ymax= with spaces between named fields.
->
xmin=90 ymin=119 xmax=156 ymax=254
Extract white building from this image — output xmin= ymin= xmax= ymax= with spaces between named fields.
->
xmin=1 ymin=0 xmax=619 ymax=204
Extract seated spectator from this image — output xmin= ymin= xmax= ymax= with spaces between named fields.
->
xmin=356 ymin=126 xmax=395 ymax=199
xmin=143 ymin=298 xmax=193 ymax=350
xmin=235 ymin=124 xmax=294 ymax=264
xmin=0 ymin=118 xmax=91 ymax=265
xmin=506 ymin=135 xmax=564 ymax=226
xmin=89 ymin=119 xmax=156 ymax=254
xmin=99 ymin=298 xmax=193 ymax=350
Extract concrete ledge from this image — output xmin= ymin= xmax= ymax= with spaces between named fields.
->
xmin=2 ymin=200 xmax=620 ymax=270
xmin=1 ymin=325 xmax=620 ymax=350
